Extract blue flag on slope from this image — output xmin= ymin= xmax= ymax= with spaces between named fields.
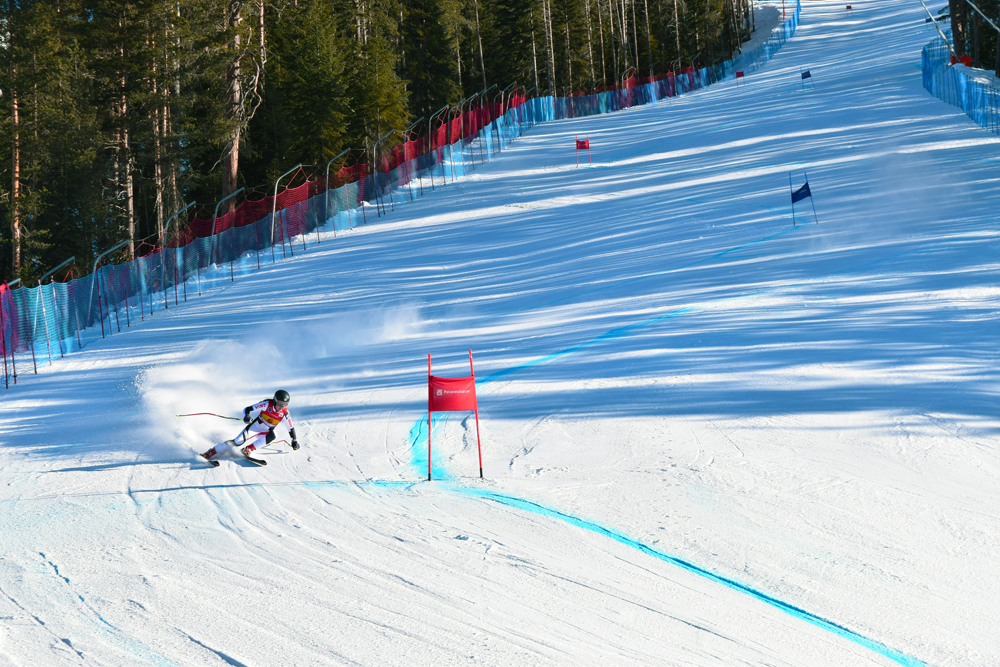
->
xmin=801 ymin=70 xmax=812 ymax=80
xmin=791 ymin=182 xmax=812 ymax=204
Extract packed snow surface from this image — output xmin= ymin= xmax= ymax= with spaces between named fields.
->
xmin=2 ymin=1 xmax=997 ymax=665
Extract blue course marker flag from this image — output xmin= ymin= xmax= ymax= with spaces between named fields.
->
xmin=789 ymin=172 xmax=819 ymax=225
xmin=801 ymin=70 xmax=812 ymax=80
xmin=791 ymin=182 xmax=812 ymax=203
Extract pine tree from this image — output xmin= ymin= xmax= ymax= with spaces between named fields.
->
xmin=402 ymin=0 xmax=461 ymax=119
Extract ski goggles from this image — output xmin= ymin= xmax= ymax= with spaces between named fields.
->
xmin=275 ymin=399 xmax=289 ymax=409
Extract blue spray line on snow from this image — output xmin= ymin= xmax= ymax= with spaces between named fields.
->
xmin=19 ymin=479 xmax=925 ymax=665
xmin=532 ymin=222 xmax=805 ymax=312
xmin=444 ymin=486 xmax=927 ymax=667
xmin=401 ymin=218 xmax=929 ymax=666
xmin=407 ymin=221 xmax=806 ymax=467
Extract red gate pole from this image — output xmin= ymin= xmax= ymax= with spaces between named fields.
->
xmin=576 ymin=135 xmax=580 ymax=166
xmin=587 ymin=134 xmax=592 ymax=164
xmin=70 ymin=282 xmax=83 ymax=351
xmin=49 ymin=281 xmax=65 ymax=358
xmin=6 ymin=288 xmax=17 ymax=383
xmin=427 ymin=353 xmax=433 ymax=481
xmin=0 ymin=288 xmax=9 ymax=388
xmin=469 ymin=349 xmax=483 ymax=478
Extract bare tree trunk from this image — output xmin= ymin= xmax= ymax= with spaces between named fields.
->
xmin=596 ymin=0 xmax=607 ymax=83
xmin=643 ymin=0 xmax=652 ymax=76
xmin=119 ymin=25 xmax=136 ymax=259
xmin=995 ymin=7 xmax=1000 ymax=77
xmin=473 ymin=0 xmax=487 ymax=90
xmin=11 ymin=65 xmax=21 ymax=273
xmin=456 ymin=23 xmax=463 ymax=91
xmin=618 ymin=0 xmax=632 ymax=70
xmin=606 ymin=0 xmax=618 ymax=79
xmin=152 ymin=40 xmax=165 ymax=242
xmin=673 ymin=0 xmax=680 ymax=63
xmin=630 ymin=0 xmax=639 ymax=73
xmin=530 ymin=9 xmax=539 ymax=90
xmin=973 ymin=12 xmax=980 ymax=68
xmin=543 ymin=0 xmax=556 ymax=92
xmin=223 ymin=1 xmax=243 ymax=206
xmin=565 ymin=13 xmax=573 ymax=91
xmin=124 ymin=114 xmax=135 ymax=259
xmin=585 ymin=0 xmax=596 ymax=84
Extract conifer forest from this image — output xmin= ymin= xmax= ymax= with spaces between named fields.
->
xmin=0 ymin=0 xmax=760 ymax=282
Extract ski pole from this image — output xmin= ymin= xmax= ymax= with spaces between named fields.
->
xmin=176 ymin=412 xmax=243 ymax=421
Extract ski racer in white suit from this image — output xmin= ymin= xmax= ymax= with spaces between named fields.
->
xmin=200 ymin=389 xmax=299 ymax=461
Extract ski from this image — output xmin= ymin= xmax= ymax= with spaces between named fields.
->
xmin=244 ymin=454 xmax=267 ymax=466
xmin=199 ymin=455 xmax=220 ymax=468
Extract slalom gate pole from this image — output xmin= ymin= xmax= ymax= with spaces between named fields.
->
xmin=470 ymin=349 xmax=483 ymax=479
xmin=789 ymin=172 xmax=796 ymax=225
xmin=428 ymin=353 xmax=433 ymax=481
xmin=806 ymin=171 xmax=819 ymax=224
xmin=0 ymin=290 xmax=8 ymax=389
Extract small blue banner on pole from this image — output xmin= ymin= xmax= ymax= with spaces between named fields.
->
xmin=789 ymin=172 xmax=819 ymax=225
xmin=791 ymin=182 xmax=812 ymax=204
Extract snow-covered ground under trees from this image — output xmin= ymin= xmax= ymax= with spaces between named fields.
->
xmin=2 ymin=1 xmax=998 ymax=665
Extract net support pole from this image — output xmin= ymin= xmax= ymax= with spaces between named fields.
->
xmin=87 ymin=240 xmax=128 ymax=339
xmin=17 ymin=291 xmax=37 ymax=374
xmin=211 ymin=187 xmax=245 ymax=268
xmin=325 ymin=149 xmax=350 ymax=239
xmin=271 ymin=167 xmax=300 ymax=263
xmin=35 ymin=285 xmax=53 ymax=366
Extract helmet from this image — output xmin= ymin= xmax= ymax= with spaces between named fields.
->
xmin=273 ymin=389 xmax=290 ymax=409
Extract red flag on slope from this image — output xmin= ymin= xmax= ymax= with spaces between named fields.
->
xmin=427 ymin=351 xmax=483 ymax=480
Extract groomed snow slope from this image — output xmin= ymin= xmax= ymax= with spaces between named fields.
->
xmin=2 ymin=1 xmax=998 ymax=665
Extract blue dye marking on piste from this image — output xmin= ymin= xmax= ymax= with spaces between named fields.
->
xmin=533 ymin=223 xmax=804 ymax=311
xmin=408 ymin=222 xmax=805 ymax=469
xmin=445 ymin=486 xmax=927 ymax=667
xmin=399 ymin=218 xmax=927 ymax=666
xmin=407 ymin=414 xmax=456 ymax=480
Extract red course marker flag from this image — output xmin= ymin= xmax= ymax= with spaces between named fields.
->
xmin=427 ymin=350 xmax=484 ymax=480
xmin=575 ymin=134 xmax=592 ymax=166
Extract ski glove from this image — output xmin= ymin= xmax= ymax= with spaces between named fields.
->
xmin=291 ymin=440 xmax=300 ymax=451
xmin=243 ymin=406 xmax=253 ymax=424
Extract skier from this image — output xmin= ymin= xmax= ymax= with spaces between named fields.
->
xmin=200 ymin=390 xmax=299 ymax=465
